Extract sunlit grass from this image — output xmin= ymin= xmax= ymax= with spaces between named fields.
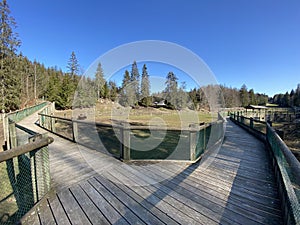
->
xmin=55 ymin=102 xmax=217 ymax=129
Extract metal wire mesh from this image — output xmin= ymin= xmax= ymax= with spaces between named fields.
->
xmin=1 ymin=103 xmax=51 ymax=224
xmin=0 ymin=138 xmax=50 ymax=224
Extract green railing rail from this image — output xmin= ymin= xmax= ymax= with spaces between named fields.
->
xmin=230 ymin=113 xmax=300 ymax=224
xmin=38 ymin=111 xmax=225 ymax=162
xmin=6 ymin=102 xmax=48 ymax=123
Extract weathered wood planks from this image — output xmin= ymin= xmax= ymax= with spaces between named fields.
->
xmin=19 ymin=113 xmax=283 ymax=225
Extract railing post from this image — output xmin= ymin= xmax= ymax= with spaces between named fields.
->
xmin=120 ymin=123 xmax=130 ymax=161
xmin=9 ymin=120 xmax=17 ymax=149
xmin=189 ymin=124 xmax=197 ymax=161
xmin=241 ymin=116 xmax=245 ymax=124
xmin=250 ymin=117 xmax=254 ymax=128
xmin=51 ymin=116 xmax=56 ymax=133
xmin=72 ymin=121 xmax=78 ymax=142
xmin=203 ymin=125 xmax=207 ymax=150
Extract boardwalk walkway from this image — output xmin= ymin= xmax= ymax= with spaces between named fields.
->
xmin=19 ymin=112 xmax=283 ymax=224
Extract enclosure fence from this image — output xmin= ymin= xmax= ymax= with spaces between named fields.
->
xmin=38 ymin=109 xmax=225 ymax=162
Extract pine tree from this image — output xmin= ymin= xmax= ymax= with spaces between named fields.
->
xmin=108 ymin=80 xmax=118 ymax=102
xmin=94 ymin=62 xmax=105 ymax=99
xmin=103 ymin=81 xmax=109 ymax=99
xmin=164 ymin=71 xmax=178 ymax=108
xmin=120 ymin=70 xmax=134 ymax=107
xmin=140 ymin=64 xmax=151 ymax=106
xmin=248 ymin=89 xmax=257 ymax=105
xmin=240 ymin=84 xmax=249 ymax=107
xmin=67 ymin=51 xmax=79 ymax=79
xmin=177 ymin=82 xmax=188 ymax=109
xmin=0 ymin=0 xmax=21 ymax=111
xmin=130 ymin=61 xmax=140 ymax=104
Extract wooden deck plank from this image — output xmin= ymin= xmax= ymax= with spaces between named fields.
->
xmin=123 ymin=162 xmax=282 ymax=225
xmin=87 ymin=177 xmax=147 ymax=225
xmin=141 ymin=162 xmax=282 ymax=219
xmin=48 ymin=195 xmax=71 ymax=225
xmin=113 ymin=165 xmax=218 ymax=225
xmin=35 ymin=198 xmax=55 ymax=225
xmin=80 ymin=181 xmax=130 ymax=225
xmin=57 ymin=189 xmax=91 ymax=225
xmin=69 ymin=185 xmax=110 ymax=225
xmin=102 ymin=172 xmax=180 ymax=225
xmin=109 ymin=167 xmax=202 ymax=225
xmin=93 ymin=176 xmax=166 ymax=225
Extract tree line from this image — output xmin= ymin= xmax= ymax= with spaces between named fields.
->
xmin=270 ymin=84 xmax=300 ymax=107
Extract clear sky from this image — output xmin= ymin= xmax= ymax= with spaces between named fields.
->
xmin=9 ymin=0 xmax=300 ymax=96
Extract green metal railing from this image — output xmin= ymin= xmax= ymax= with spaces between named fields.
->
xmin=230 ymin=113 xmax=300 ymax=224
xmin=38 ymin=111 xmax=225 ymax=162
xmin=0 ymin=124 xmax=53 ymax=224
xmin=0 ymin=102 xmax=53 ymax=224
xmin=7 ymin=102 xmax=48 ymax=123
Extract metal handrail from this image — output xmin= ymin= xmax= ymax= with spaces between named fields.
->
xmin=266 ymin=123 xmax=300 ymax=186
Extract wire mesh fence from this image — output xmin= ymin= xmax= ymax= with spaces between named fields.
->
xmin=0 ymin=102 xmax=53 ymax=224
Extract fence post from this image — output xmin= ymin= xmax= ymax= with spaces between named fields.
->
xmin=120 ymin=123 xmax=130 ymax=161
xmin=9 ymin=121 xmax=17 ymax=149
xmin=203 ymin=125 xmax=207 ymax=150
xmin=72 ymin=121 xmax=78 ymax=142
xmin=51 ymin=116 xmax=56 ymax=133
xmin=250 ymin=117 xmax=254 ymax=128
xmin=189 ymin=124 xmax=197 ymax=161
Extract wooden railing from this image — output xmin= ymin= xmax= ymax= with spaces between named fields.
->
xmin=230 ymin=113 xmax=300 ymax=224
xmin=38 ymin=111 xmax=225 ymax=162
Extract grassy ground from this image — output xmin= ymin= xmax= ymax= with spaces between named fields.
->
xmin=55 ymin=101 xmax=216 ymax=129
xmin=0 ymin=161 xmax=18 ymax=224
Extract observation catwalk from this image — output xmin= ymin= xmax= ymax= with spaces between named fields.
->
xmin=19 ymin=111 xmax=283 ymax=224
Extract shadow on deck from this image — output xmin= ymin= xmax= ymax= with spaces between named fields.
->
xmin=20 ymin=119 xmax=283 ymax=224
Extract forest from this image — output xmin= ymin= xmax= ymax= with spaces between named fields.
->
xmin=0 ymin=0 xmax=299 ymax=113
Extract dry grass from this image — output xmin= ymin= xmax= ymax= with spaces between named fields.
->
xmin=55 ymin=102 xmax=217 ymax=129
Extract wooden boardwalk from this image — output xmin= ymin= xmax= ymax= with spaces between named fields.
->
xmin=19 ymin=112 xmax=283 ymax=224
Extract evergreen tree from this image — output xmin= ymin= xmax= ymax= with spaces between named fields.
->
xmin=283 ymin=92 xmax=290 ymax=107
xmin=248 ymin=89 xmax=257 ymax=105
xmin=177 ymin=82 xmax=188 ymax=109
xmin=164 ymin=71 xmax=178 ymax=108
xmin=94 ymin=62 xmax=105 ymax=99
xmin=240 ymin=84 xmax=249 ymax=107
xmin=290 ymin=89 xmax=295 ymax=107
xmin=130 ymin=61 xmax=140 ymax=104
xmin=120 ymin=70 xmax=134 ymax=107
xmin=73 ymin=76 xmax=96 ymax=108
xmin=140 ymin=64 xmax=151 ymax=106
xmin=103 ymin=81 xmax=109 ymax=99
xmin=0 ymin=0 xmax=21 ymax=111
xmin=67 ymin=51 xmax=79 ymax=79
xmin=108 ymin=80 xmax=118 ymax=102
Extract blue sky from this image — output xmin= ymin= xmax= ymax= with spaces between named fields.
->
xmin=9 ymin=0 xmax=300 ymax=96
